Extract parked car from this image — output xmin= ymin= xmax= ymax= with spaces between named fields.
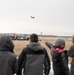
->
xmin=16 ymin=36 xmax=29 ymax=41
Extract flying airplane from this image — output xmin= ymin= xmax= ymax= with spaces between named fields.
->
xmin=30 ymin=16 xmax=35 ymax=19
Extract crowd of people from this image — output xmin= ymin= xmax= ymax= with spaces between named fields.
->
xmin=0 ymin=33 xmax=74 ymax=75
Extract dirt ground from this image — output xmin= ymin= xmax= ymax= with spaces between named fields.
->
xmin=13 ymin=37 xmax=73 ymax=63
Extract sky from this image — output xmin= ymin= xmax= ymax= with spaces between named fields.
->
xmin=0 ymin=0 xmax=74 ymax=36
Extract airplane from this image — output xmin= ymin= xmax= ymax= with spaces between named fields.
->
xmin=30 ymin=16 xmax=35 ymax=19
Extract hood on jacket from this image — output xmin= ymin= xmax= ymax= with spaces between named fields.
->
xmin=0 ymin=35 xmax=14 ymax=52
xmin=28 ymin=42 xmax=43 ymax=51
xmin=51 ymin=46 xmax=64 ymax=58
xmin=53 ymin=46 xmax=64 ymax=53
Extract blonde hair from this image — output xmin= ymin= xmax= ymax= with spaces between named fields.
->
xmin=72 ymin=35 xmax=74 ymax=44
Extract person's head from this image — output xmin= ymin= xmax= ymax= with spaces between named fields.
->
xmin=54 ymin=38 xmax=65 ymax=49
xmin=30 ymin=33 xmax=38 ymax=42
xmin=0 ymin=35 xmax=14 ymax=52
xmin=72 ymin=35 xmax=74 ymax=44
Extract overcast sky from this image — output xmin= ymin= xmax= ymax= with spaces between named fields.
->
xmin=0 ymin=0 xmax=74 ymax=36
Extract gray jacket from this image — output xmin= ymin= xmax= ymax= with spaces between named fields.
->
xmin=17 ymin=42 xmax=50 ymax=75
xmin=68 ymin=45 xmax=74 ymax=75
xmin=0 ymin=35 xmax=17 ymax=75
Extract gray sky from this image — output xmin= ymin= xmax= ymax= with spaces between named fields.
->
xmin=0 ymin=0 xmax=74 ymax=36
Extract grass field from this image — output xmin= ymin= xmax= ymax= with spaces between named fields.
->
xmin=13 ymin=37 xmax=72 ymax=63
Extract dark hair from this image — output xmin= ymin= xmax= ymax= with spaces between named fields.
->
xmin=30 ymin=34 xmax=38 ymax=42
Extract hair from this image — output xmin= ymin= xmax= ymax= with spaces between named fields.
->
xmin=72 ymin=35 xmax=74 ymax=44
xmin=30 ymin=33 xmax=38 ymax=42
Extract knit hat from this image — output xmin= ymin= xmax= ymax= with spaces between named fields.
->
xmin=55 ymin=38 xmax=65 ymax=47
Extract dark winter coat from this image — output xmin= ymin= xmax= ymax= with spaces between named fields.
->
xmin=51 ymin=46 xmax=69 ymax=75
xmin=17 ymin=42 xmax=50 ymax=75
xmin=0 ymin=35 xmax=17 ymax=75
xmin=68 ymin=45 xmax=74 ymax=75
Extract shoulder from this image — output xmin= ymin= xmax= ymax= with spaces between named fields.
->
xmin=22 ymin=47 xmax=46 ymax=54
xmin=61 ymin=52 xmax=68 ymax=63
xmin=61 ymin=51 xmax=68 ymax=59
xmin=42 ymin=47 xmax=47 ymax=54
xmin=68 ymin=45 xmax=74 ymax=52
xmin=8 ymin=52 xmax=17 ymax=60
xmin=8 ymin=52 xmax=16 ymax=57
xmin=61 ymin=52 xmax=65 ymax=57
xmin=43 ymin=48 xmax=49 ymax=57
xmin=22 ymin=47 xmax=32 ymax=54
xmin=70 ymin=45 xmax=74 ymax=49
xmin=67 ymin=45 xmax=74 ymax=57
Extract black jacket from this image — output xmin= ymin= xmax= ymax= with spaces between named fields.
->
xmin=17 ymin=42 xmax=50 ymax=75
xmin=0 ymin=35 xmax=17 ymax=75
xmin=51 ymin=46 xmax=69 ymax=75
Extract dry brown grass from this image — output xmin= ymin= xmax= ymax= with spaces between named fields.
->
xmin=13 ymin=37 xmax=73 ymax=63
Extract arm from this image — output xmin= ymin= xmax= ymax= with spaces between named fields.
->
xmin=67 ymin=45 xmax=74 ymax=58
xmin=44 ymin=49 xmax=51 ymax=75
xmin=45 ymin=42 xmax=53 ymax=49
xmin=60 ymin=52 xmax=69 ymax=75
xmin=13 ymin=57 xmax=17 ymax=74
xmin=17 ymin=49 xmax=26 ymax=75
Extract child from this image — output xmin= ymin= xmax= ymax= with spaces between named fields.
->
xmin=51 ymin=38 xmax=69 ymax=75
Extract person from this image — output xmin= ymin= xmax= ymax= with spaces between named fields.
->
xmin=0 ymin=35 xmax=17 ymax=75
xmin=68 ymin=35 xmax=74 ymax=75
xmin=51 ymin=38 xmax=69 ymax=75
xmin=17 ymin=33 xmax=50 ymax=75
